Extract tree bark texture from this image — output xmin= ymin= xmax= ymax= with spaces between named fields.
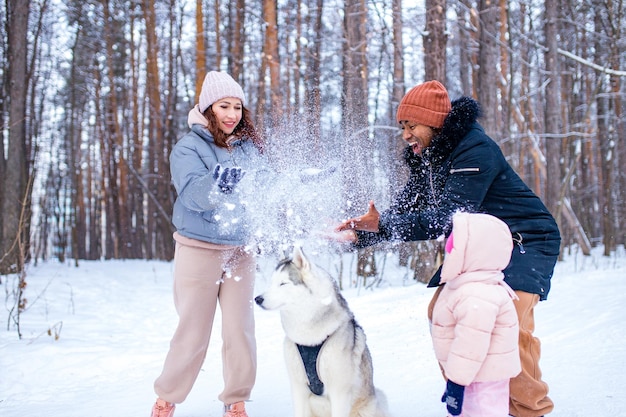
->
xmin=1 ymin=0 xmax=30 ymax=274
xmin=423 ymin=0 xmax=447 ymax=82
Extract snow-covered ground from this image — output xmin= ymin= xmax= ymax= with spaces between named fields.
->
xmin=1 ymin=245 xmax=624 ymax=417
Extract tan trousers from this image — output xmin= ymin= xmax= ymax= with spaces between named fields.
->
xmin=509 ymin=290 xmax=553 ymax=417
xmin=154 ymin=242 xmax=257 ymax=405
xmin=427 ymin=287 xmax=553 ymax=417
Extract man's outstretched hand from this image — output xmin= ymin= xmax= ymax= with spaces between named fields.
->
xmin=335 ymin=201 xmax=380 ymax=233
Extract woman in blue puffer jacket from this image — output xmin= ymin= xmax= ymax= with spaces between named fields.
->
xmin=151 ymin=71 xmax=264 ymax=417
xmin=332 ymin=80 xmax=560 ymax=417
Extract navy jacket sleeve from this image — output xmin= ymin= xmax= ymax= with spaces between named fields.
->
xmin=377 ymin=135 xmax=500 ymax=242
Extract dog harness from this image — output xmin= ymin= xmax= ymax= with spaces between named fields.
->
xmin=295 ymin=319 xmax=360 ymax=396
xmin=296 ymin=343 xmax=325 ymax=395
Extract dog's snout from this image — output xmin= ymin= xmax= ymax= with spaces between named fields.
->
xmin=254 ymin=295 xmax=264 ymax=305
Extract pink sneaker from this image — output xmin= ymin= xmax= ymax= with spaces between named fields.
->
xmin=151 ymin=398 xmax=175 ymax=417
xmin=223 ymin=401 xmax=248 ymax=417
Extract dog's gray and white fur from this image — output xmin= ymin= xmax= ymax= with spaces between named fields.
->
xmin=255 ymin=247 xmax=390 ymax=417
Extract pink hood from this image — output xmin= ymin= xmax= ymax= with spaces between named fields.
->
xmin=441 ymin=211 xmax=513 ymax=286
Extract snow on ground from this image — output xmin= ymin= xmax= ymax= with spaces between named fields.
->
xmin=1 ymin=245 xmax=624 ymax=417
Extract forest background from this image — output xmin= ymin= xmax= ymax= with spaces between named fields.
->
xmin=1 ymin=0 xmax=625 ymax=283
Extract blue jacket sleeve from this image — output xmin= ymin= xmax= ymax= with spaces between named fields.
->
xmin=170 ymin=139 xmax=234 ymax=213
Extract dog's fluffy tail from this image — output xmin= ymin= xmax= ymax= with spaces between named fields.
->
xmin=373 ymin=388 xmax=392 ymax=417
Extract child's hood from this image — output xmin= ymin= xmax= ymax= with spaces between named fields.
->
xmin=440 ymin=212 xmax=513 ymax=284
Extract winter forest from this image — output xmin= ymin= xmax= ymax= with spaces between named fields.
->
xmin=1 ymin=0 xmax=625 ymax=280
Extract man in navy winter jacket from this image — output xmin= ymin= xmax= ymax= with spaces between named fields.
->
xmin=333 ymin=80 xmax=560 ymax=417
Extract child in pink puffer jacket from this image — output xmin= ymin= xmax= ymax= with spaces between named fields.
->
xmin=431 ymin=212 xmax=521 ymax=417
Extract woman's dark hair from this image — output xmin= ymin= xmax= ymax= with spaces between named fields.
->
xmin=203 ymin=105 xmax=265 ymax=153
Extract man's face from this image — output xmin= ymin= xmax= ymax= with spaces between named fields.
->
xmin=399 ymin=121 xmax=435 ymax=155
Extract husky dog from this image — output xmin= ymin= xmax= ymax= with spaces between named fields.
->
xmin=255 ymin=247 xmax=390 ymax=417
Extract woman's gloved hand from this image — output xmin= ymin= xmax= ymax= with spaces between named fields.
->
xmin=213 ymin=164 xmax=245 ymax=194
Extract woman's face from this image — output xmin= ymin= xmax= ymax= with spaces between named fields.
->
xmin=211 ymin=98 xmax=243 ymax=134
xmin=399 ymin=121 xmax=435 ymax=155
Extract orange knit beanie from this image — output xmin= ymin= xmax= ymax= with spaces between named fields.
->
xmin=396 ymin=80 xmax=451 ymax=128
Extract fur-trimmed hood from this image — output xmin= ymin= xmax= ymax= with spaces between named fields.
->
xmin=404 ymin=96 xmax=482 ymax=167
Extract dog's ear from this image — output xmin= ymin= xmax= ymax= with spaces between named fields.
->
xmin=292 ymin=246 xmax=311 ymax=271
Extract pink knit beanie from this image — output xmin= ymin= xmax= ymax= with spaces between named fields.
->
xmin=396 ymin=80 xmax=451 ymax=128
xmin=198 ymin=71 xmax=245 ymax=112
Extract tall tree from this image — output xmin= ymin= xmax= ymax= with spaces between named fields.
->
xmin=127 ymin=0 xmax=146 ymax=258
xmin=610 ymin=4 xmax=625 ymax=248
xmin=66 ymin=24 xmax=88 ymax=261
xmin=303 ymin=0 xmax=323 ymax=154
xmin=229 ymin=0 xmax=246 ymax=80
xmin=476 ymin=0 xmax=499 ymax=137
xmin=142 ymin=0 xmax=174 ymax=260
xmin=497 ymin=0 xmax=511 ymax=154
xmin=342 ymin=0 xmax=375 ymax=283
xmin=1 ymin=0 xmax=30 ymax=274
xmin=423 ymin=0 xmax=447 ymax=82
xmin=592 ymin=0 xmax=616 ymax=254
xmin=391 ymin=0 xmax=407 ymax=192
xmin=102 ymin=0 xmax=128 ymax=259
xmin=195 ymin=0 xmax=206 ymax=97
xmin=341 ymin=0 xmax=370 ymax=216
xmin=543 ymin=0 xmax=563 ymax=225
xmin=455 ymin=0 xmax=477 ymax=95
xmin=263 ymin=0 xmax=282 ymax=131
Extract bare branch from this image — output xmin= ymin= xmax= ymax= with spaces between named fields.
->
xmin=558 ymin=48 xmax=626 ymax=76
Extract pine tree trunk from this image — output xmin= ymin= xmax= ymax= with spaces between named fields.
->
xmin=476 ymin=0 xmax=498 ymax=137
xmin=1 ymin=0 xmax=31 ymax=274
xmin=423 ymin=0 xmax=447 ymax=82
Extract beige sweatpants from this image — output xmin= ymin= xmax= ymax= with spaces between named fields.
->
xmin=154 ymin=239 xmax=257 ymax=405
